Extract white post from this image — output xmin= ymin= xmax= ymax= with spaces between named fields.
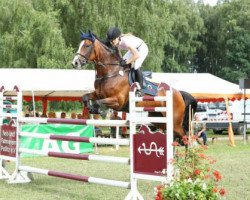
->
xmin=31 ymin=90 xmax=36 ymax=117
xmin=166 ymin=88 xmax=174 ymax=182
xmin=115 ymin=126 xmax=119 ymax=150
xmin=8 ymin=87 xmax=32 ymax=183
xmin=0 ymin=87 xmax=7 ymax=179
xmin=125 ymin=84 xmax=144 ymax=200
xmin=0 ymin=87 xmax=3 ymax=127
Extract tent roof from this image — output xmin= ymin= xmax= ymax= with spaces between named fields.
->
xmin=151 ymin=72 xmax=246 ymax=101
xmin=0 ymin=68 xmax=95 ymax=101
xmin=0 ymin=68 xmax=247 ymax=102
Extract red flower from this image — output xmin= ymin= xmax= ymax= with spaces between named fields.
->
xmin=212 ymin=187 xmax=218 ymax=193
xmin=182 ymin=135 xmax=188 ymax=140
xmin=181 ymin=135 xmax=189 ymax=144
xmin=183 ymin=140 xmax=190 ymax=145
xmin=213 ymin=170 xmax=222 ymax=181
xmin=172 ymin=141 xmax=179 ymax=146
xmin=209 ymin=159 xmax=217 ymax=164
xmin=192 ymin=135 xmax=198 ymax=140
xmin=198 ymin=153 xmax=206 ymax=159
xmin=219 ymin=188 xmax=226 ymax=196
xmin=194 ymin=169 xmax=201 ymax=175
xmin=155 ymin=185 xmax=163 ymax=200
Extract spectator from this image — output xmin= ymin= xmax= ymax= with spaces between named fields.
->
xmin=24 ymin=106 xmax=32 ymax=117
xmin=193 ymin=115 xmax=208 ymax=145
xmin=60 ymin=112 xmax=66 ymax=118
xmin=82 ymin=107 xmax=90 ymax=119
xmin=48 ymin=111 xmax=56 ymax=118
xmin=71 ymin=112 xmax=76 ymax=119
xmin=93 ymin=114 xmax=102 ymax=137
xmin=77 ymin=113 xmax=83 ymax=119
xmin=41 ymin=113 xmax=47 ymax=118
xmin=110 ymin=111 xmax=122 ymax=138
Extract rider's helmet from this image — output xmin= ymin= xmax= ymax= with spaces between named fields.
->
xmin=107 ymin=27 xmax=121 ymax=41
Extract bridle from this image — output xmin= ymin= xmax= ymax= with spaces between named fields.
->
xmin=76 ymin=39 xmax=121 ymax=67
xmin=76 ymin=39 xmax=128 ymax=80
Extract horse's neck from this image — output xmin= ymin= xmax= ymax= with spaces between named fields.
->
xmin=96 ymin=40 xmax=121 ymax=61
xmin=95 ymin=42 xmax=121 ymax=76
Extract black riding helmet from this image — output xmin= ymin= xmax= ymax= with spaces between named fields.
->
xmin=107 ymin=27 xmax=121 ymax=41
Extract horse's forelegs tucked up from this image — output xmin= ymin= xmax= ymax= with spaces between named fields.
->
xmin=96 ymin=97 xmax=120 ymax=110
xmin=82 ymin=93 xmax=101 ymax=114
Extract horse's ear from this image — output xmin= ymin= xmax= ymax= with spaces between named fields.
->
xmin=80 ymin=30 xmax=86 ymax=40
xmin=88 ymin=30 xmax=96 ymax=42
xmin=80 ymin=29 xmax=95 ymax=42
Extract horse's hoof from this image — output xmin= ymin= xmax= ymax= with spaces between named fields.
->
xmin=100 ymin=110 xmax=107 ymax=118
xmin=88 ymin=107 xmax=102 ymax=115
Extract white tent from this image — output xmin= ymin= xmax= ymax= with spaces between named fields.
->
xmin=0 ymin=68 xmax=247 ymax=101
xmin=151 ymin=72 xmax=246 ymax=101
xmin=0 ymin=68 xmax=95 ymax=101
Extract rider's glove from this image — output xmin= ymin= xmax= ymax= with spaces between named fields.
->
xmin=120 ymin=59 xmax=127 ymax=67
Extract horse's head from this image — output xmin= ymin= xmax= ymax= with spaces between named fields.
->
xmin=72 ymin=31 xmax=121 ymax=70
xmin=72 ymin=31 xmax=96 ymax=70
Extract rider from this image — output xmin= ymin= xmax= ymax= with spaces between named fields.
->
xmin=106 ymin=27 xmax=149 ymax=95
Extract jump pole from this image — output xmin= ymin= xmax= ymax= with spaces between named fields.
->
xmin=2 ymin=84 xmax=173 ymax=200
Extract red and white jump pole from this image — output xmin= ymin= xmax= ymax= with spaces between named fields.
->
xmin=1 ymin=84 xmax=174 ymax=200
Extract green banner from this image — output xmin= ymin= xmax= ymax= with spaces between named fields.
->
xmin=21 ymin=124 xmax=94 ymax=157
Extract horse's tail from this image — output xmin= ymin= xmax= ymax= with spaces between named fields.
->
xmin=180 ymin=91 xmax=197 ymax=133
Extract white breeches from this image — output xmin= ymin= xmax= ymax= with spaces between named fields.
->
xmin=123 ymin=43 xmax=149 ymax=70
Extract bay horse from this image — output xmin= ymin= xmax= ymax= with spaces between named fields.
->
xmin=72 ymin=31 xmax=197 ymax=139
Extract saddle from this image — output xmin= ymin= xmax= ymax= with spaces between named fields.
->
xmin=128 ymin=68 xmax=158 ymax=96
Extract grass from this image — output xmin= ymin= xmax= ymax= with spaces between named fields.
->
xmin=206 ymin=140 xmax=250 ymax=200
xmin=1 ymin=141 xmax=250 ymax=200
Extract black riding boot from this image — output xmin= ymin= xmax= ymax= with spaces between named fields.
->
xmin=135 ymin=68 xmax=144 ymax=96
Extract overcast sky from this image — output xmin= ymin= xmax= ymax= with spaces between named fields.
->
xmin=203 ymin=0 xmax=218 ymax=6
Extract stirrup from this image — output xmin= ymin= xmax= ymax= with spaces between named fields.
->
xmin=134 ymin=82 xmax=144 ymax=97
xmin=136 ymin=89 xmax=144 ymax=97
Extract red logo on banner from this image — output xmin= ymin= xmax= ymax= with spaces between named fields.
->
xmin=0 ymin=123 xmax=17 ymax=158
xmin=133 ymin=125 xmax=167 ymax=176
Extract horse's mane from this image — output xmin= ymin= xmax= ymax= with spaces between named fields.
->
xmin=94 ymin=36 xmax=121 ymax=60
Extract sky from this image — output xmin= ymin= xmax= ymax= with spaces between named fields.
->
xmin=203 ymin=0 xmax=218 ymax=6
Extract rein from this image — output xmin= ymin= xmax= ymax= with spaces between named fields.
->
xmin=78 ymin=38 xmax=126 ymax=80
xmin=75 ymin=53 xmax=119 ymax=67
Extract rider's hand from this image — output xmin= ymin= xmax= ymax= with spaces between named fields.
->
xmin=120 ymin=59 xmax=127 ymax=67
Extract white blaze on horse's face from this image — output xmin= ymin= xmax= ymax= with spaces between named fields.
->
xmin=72 ymin=40 xmax=87 ymax=70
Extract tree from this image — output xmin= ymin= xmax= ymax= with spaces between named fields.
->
xmin=53 ymin=0 xmax=173 ymax=72
xmin=161 ymin=0 xmax=204 ymax=73
xmin=0 ymin=0 xmax=73 ymax=68
xmin=195 ymin=0 xmax=250 ymax=83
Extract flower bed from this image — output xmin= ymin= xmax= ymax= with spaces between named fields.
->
xmin=155 ymin=136 xmax=226 ymax=200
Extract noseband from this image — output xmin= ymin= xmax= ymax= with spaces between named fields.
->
xmin=75 ymin=42 xmax=94 ymax=65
